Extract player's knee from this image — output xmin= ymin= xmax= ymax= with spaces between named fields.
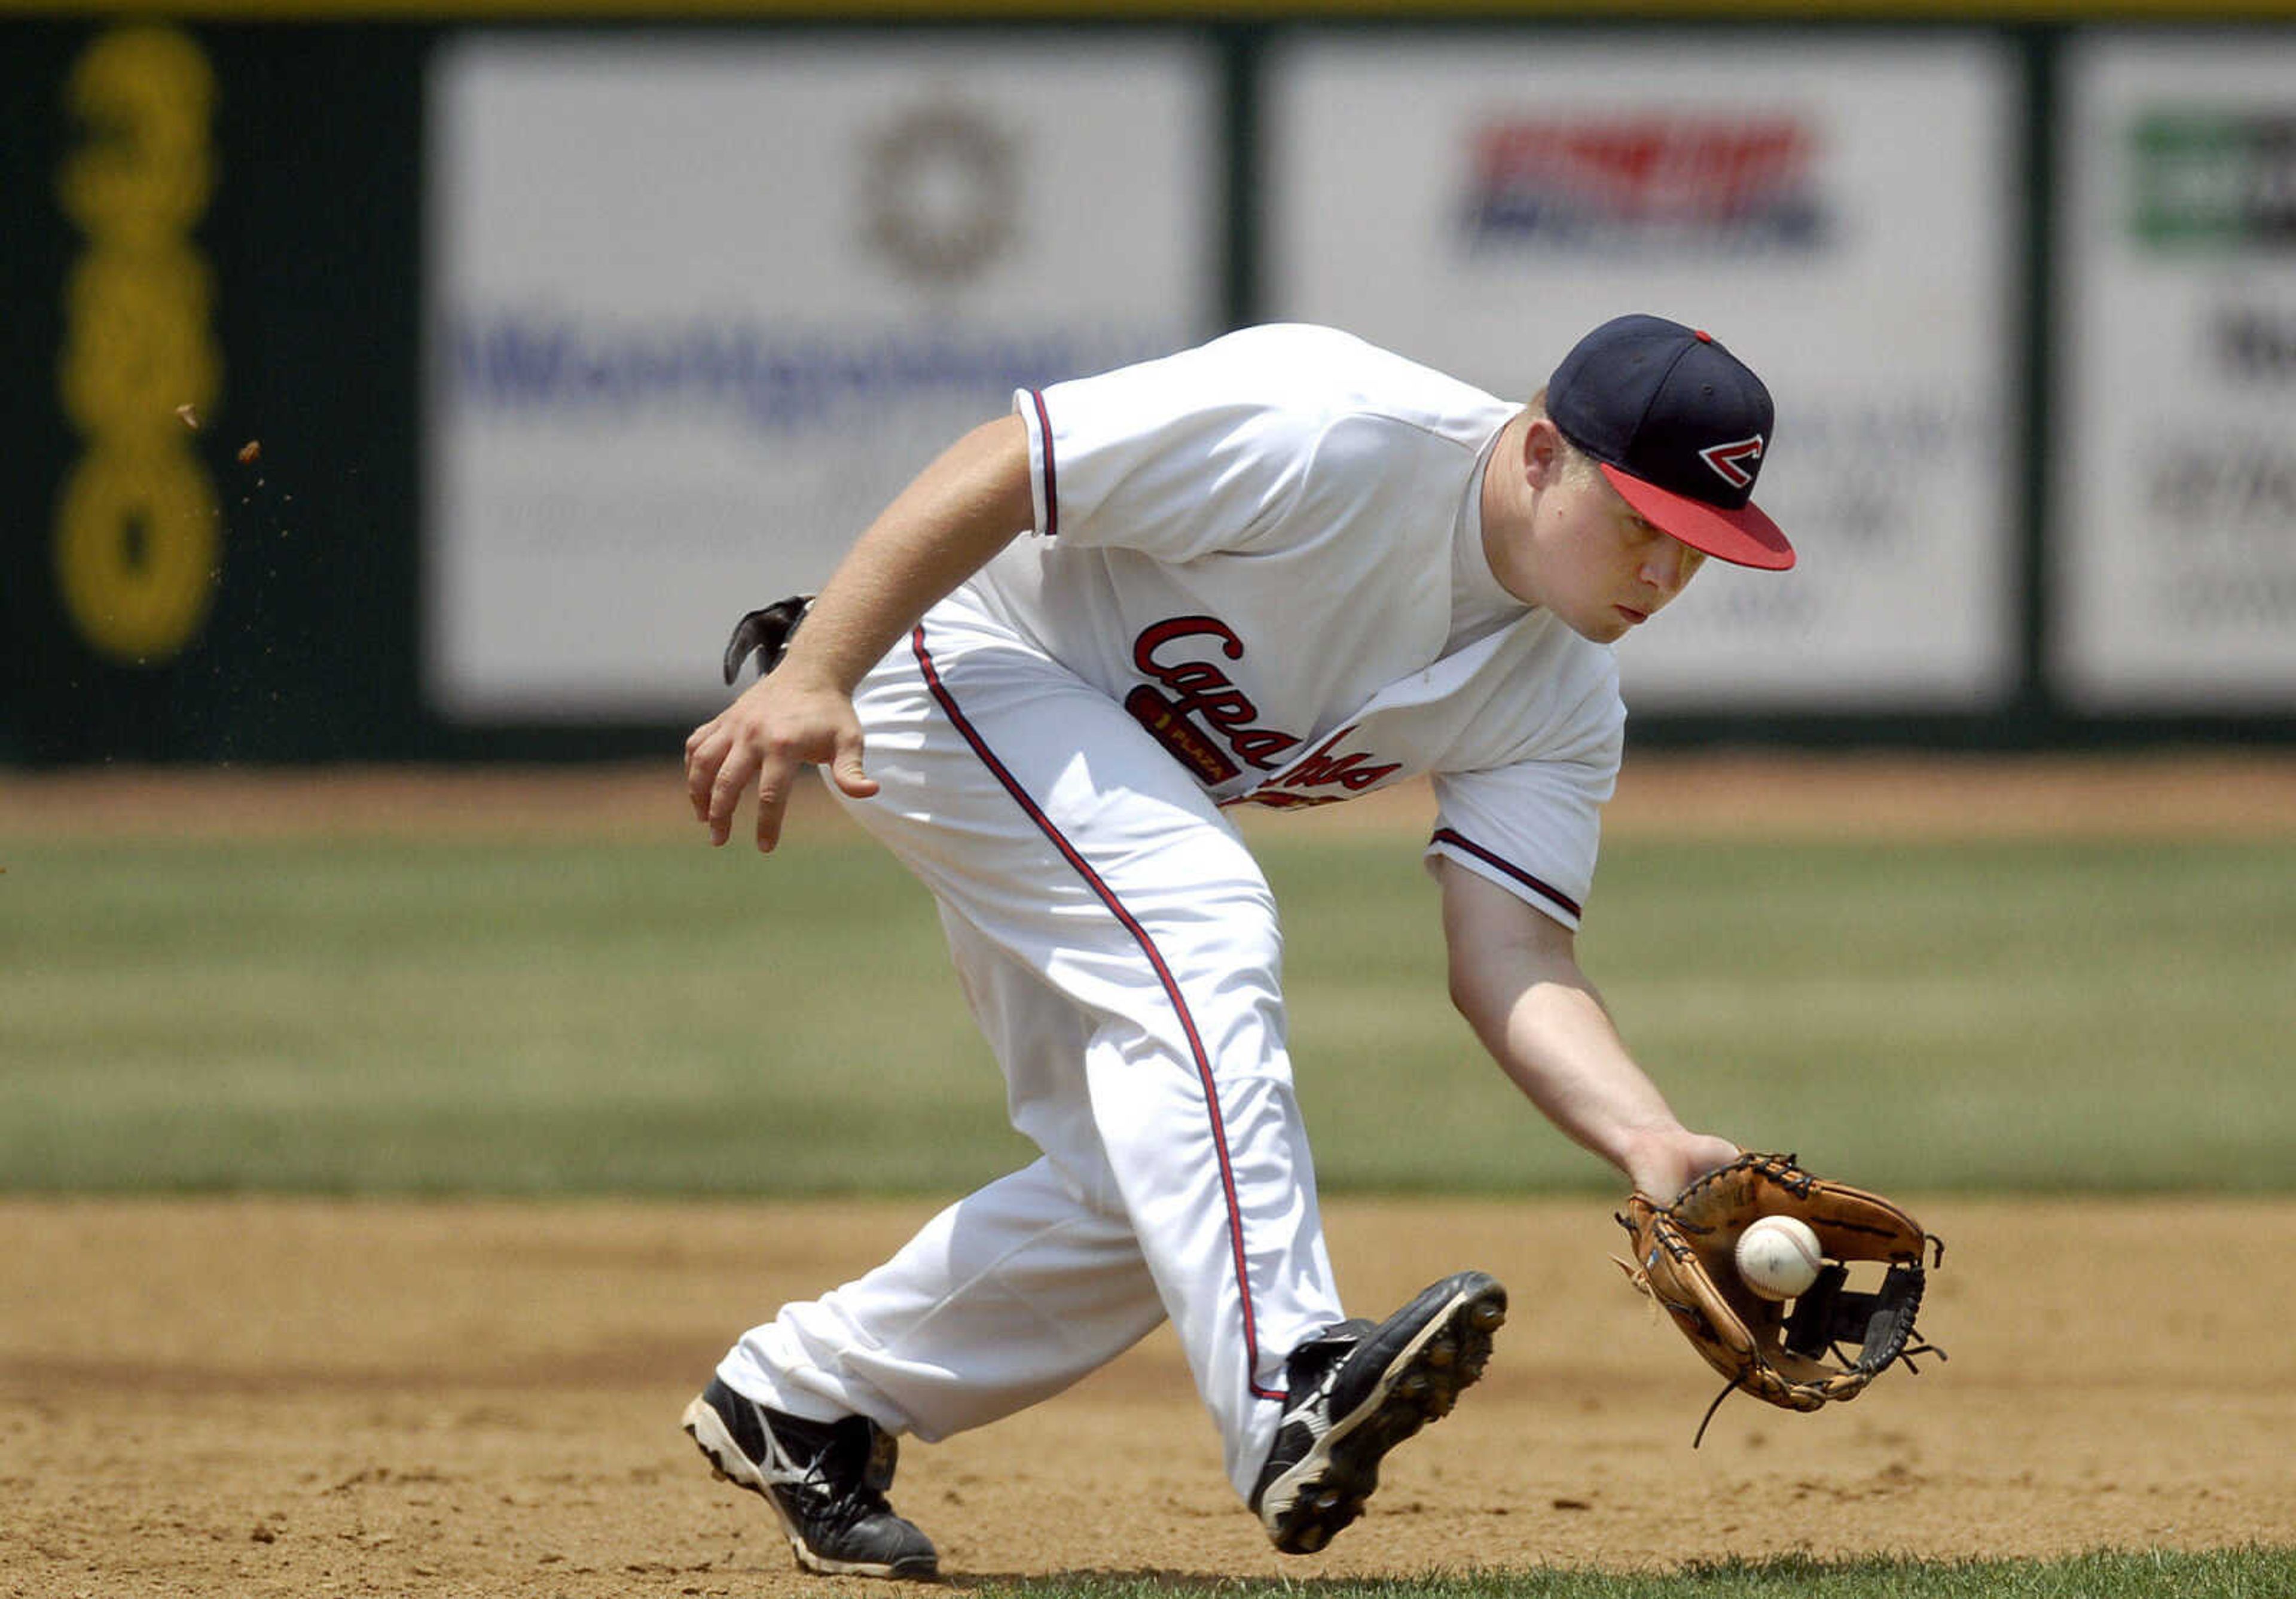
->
xmin=1185 ymin=898 xmax=1284 ymax=1001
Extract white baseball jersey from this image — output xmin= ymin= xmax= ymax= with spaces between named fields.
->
xmin=716 ymin=324 xmax=1626 ymax=1503
xmin=978 ymin=321 xmax=1623 ymax=927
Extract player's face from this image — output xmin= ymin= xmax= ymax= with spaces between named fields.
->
xmin=1484 ymin=417 xmax=1708 ymax=645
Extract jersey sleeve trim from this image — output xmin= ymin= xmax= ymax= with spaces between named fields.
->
xmin=1021 ymin=386 xmax=1059 ymax=539
xmin=1427 ymin=826 xmax=1584 ymax=923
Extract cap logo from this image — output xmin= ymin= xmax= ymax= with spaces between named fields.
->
xmin=1698 ymin=434 xmax=1766 ymax=489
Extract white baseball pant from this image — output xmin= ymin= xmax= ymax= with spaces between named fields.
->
xmin=716 ymin=602 xmax=1347 ymax=1497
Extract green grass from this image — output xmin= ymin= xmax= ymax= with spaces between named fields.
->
xmin=0 ymin=838 xmax=1015 ymax=1192
xmin=967 ymin=1548 xmax=2296 ymax=1598
xmin=1 ymin=832 xmax=2289 ymax=1194
xmin=1281 ymin=837 xmax=2296 ymax=1194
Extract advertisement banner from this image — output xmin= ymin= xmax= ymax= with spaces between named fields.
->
xmin=2053 ymin=35 xmax=2296 ymax=711
xmin=426 ymin=35 xmax=1218 ymax=719
xmin=1264 ymin=35 xmax=2020 ymax=711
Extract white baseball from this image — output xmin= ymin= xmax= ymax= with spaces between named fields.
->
xmin=1735 ymin=1215 xmax=1825 ymax=1301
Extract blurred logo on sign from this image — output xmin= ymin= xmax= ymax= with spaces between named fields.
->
xmin=861 ymin=101 xmax=1019 ymax=286
xmin=2130 ymin=111 xmax=2296 ymax=251
xmin=2211 ymin=306 xmax=2296 ymax=383
xmin=1463 ymin=114 xmax=1826 ymax=252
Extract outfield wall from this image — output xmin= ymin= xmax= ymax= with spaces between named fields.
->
xmin=3 ymin=6 xmax=2294 ymax=761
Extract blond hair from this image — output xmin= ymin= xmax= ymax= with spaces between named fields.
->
xmin=1526 ymin=387 xmax=1603 ymax=489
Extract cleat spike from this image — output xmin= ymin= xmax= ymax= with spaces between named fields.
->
xmin=1251 ymin=1272 xmax=1506 ymax=1558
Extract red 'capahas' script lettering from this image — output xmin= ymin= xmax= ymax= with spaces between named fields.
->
xmin=1232 ymin=723 xmax=1403 ymax=808
xmin=1128 ymin=617 xmax=1302 ymax=774
xmin=1279 ymin=745 xmax=1400 ymax=793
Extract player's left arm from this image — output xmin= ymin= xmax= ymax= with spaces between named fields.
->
xmin=1435 ymin=859 xmax=1738 ymax=1199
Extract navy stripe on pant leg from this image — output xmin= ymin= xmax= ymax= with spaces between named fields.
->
xmin=909 ymin=624 xmax=1283 ymax=1403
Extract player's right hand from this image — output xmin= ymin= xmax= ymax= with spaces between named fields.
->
xmin=684 ymin=670 xmax=877 ymax=852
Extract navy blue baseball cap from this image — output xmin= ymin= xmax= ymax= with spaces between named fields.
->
xmin=1547 ymin=314 xmax=1794 ymax=571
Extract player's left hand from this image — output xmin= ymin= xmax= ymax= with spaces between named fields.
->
xmin=1616 ymin=1151 xmax=1944 ymax=1441
xmin=1620 ymin=1130 xmax=1742 ymax=1203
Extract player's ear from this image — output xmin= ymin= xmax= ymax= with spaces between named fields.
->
xmin=1521 ymin=414 xmax=1571 ymax=492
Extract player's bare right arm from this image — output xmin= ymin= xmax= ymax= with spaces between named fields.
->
xmin=685 ymin=413 xmax=1035 ymax=852
xmin=1435 ymin=859 xmax=1739 ymax=1199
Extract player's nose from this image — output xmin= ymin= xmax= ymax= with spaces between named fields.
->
xmin=1649 ymin=533 xmax=1712 ymax=600
xmin=1641 ymin=541 xmax=1689 ymax=597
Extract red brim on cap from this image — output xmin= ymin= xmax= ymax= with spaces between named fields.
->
xmin=1598 ymin=464 xmax=1796 ymax=572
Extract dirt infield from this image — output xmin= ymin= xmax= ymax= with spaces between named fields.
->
xmin=7 ymin=749 xmax=2296 ymax=843
xmin=4 ymin=1195 xmax=2293 ymax=1595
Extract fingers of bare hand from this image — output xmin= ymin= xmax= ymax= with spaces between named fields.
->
xmin=707 ymin=745 xmax=761 ymax=846
xmin=828 ymin=733 xmax=877 ymax=800
xmin=752 ymin=756 xmax=798 ymax=853
xmin=686 ymin=730 xmax=726 ymax=824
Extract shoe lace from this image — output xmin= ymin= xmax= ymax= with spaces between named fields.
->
xmin=760 ymin=1417 xmax=903 ymax=1530
xmin=1280 ymin=1320 xmax=1372 ymax=1417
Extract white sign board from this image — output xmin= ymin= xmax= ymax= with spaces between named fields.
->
xmin=2053 ymin=35 xmax=2296 ymax=711
xmin=1265 ymin=35 xmax=2021 ymax=710
xmin=425 ymin=36 xmax=1218 ymax=719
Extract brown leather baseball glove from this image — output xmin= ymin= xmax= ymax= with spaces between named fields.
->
xmin=1617 ymin=1151 xmax=1944 ymax=1442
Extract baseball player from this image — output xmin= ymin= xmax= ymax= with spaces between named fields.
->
xmin=680 ymin=315 xmax=1788 ymax=1578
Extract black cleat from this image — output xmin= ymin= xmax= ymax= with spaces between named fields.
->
xmin=682 ymin=1378 xmax=939 ymax=1580
xmin=1249 ymin=1271 xmax=1507 ymax=1555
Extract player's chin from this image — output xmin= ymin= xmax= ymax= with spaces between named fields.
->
xmin=1560 ymin=608 xmax=1635 ymax=645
